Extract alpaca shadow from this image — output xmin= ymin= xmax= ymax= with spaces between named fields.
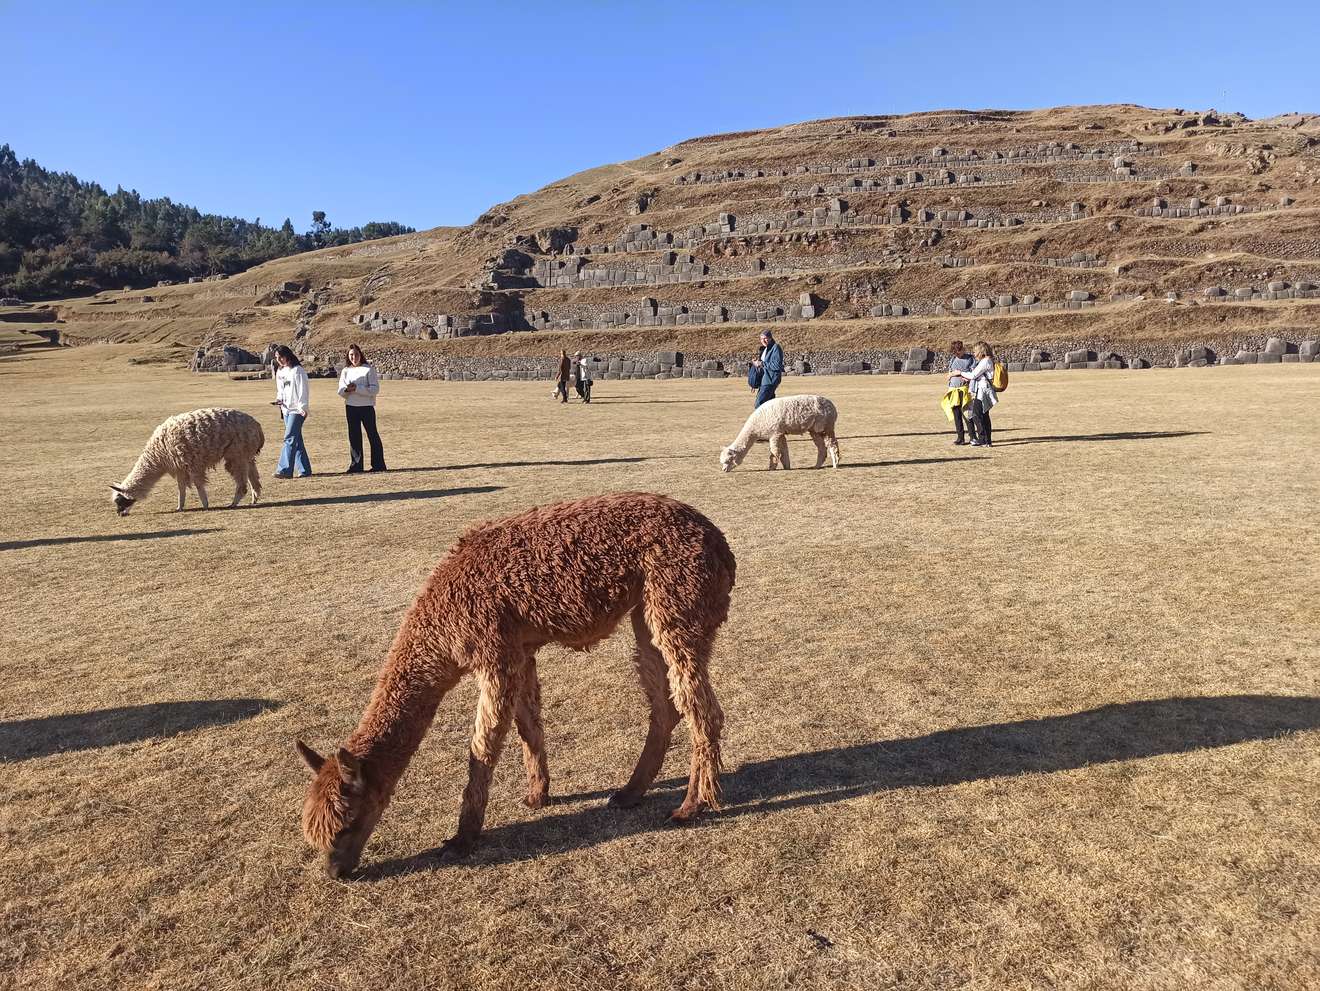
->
xmin=998 ymin=430 xmax=1208 ymax=446
xmin=591 ymin=399 xmax=713 ymax=405
xmin=839 ymin=456 xmax=982 ymax=469
xmin=362 ymin=694 xmax=1320 ymax=878
xmin=0 ymin=528 xmax=221 ymax=552
xmin=0 ymin=699 xmax=280 ymax=762
xmin=253 ymin=485 xmax=503 ymax=509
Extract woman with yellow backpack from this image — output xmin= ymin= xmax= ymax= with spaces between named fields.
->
xmin=948 ymin=340 xmax=1004 ymax=447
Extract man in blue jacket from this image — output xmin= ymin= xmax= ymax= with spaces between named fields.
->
xmin=752 ymin=330 xmax=784 ymax=407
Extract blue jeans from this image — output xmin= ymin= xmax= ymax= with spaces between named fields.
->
xmin=278 ymin=412 xmax=312 ymax=476
xmin=755 ymin=380 xmax=780 ymax=408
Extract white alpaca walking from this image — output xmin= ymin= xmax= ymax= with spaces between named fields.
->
xmin=720 ymin=394 xmax=840 ymax=472
xmin=110 ymin=408 xmax=265 ymax=515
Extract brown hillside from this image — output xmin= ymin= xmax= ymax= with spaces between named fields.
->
xmin=28 ymin=104 xmax=1320 ymax=370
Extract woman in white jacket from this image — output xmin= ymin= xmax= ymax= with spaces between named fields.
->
xmin=949 ymin=340 xmax=998 ymax=447
xmin=337 ymin=344 xmax=386 ymax=472
xmin=273 ymin=345 xmax=313 ymax=477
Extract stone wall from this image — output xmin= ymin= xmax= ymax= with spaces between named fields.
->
xmin=781 ymin=170 xmax=1014 ymax=197
xmin=348 ymin=333 xmax=1318 ymax=383
xmin=533 ymin=252 xmax=710 ymax=289
xmin=1200 ymin=279 xmax=1319 ymax=302
xmin=1134 ymin=195 xmax=1294 ymax=218
xmin=935 ymin=290 xmax=1099 ymax=317
xmin=526 ymin=293 xmax=821 ymax=331
xmin=672 ymin=140 xmax=1153 ymax=185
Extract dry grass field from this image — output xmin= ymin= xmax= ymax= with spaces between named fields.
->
xmin=2 ymin=345 xmax=1318 ymax=991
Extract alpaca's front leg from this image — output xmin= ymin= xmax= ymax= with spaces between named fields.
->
xmin=770 ymin=434 xmax=791 ymax=470
xmin=513 ymin=660 xmax=550 ymax=809
xmin=193 ymin=474 xmax=210 ymax=510
xmin=442 ymin=669 xmax=514 ymax=858
xmin=175 ymin=476 xmax=188 ymax=511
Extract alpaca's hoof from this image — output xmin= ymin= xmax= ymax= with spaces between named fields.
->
xmin=524 ymin=790 xmax=549 ymax=810
xmin=608 ymin=789 xmax=644 ymax=809
xmin=667 ymin=804 xmax=703 ymax=825
xmin=437 ymin=835 xmax=477 ymax=861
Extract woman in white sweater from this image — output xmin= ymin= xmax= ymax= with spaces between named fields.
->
xmin=273 ymin=345 xmax=312 ymax=477
xmin=336 ymin=344 xmax=386 ymax=472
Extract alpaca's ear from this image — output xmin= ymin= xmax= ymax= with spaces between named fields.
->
xmin=337 ymin=748 xmax=364 ymax=789
xmin=109 ymin=483 xmax=126 ymax=494
xmin=295 ymin=740 xmax=325 ymax=773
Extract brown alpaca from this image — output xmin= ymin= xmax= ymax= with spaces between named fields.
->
xmin=296 ymin=491 xmax=736 ymax=878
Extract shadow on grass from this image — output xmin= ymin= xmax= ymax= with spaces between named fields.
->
xmin=839 ymin=456 xmax=982 ymax=469
xmin=374 ymin=458 xmax=648 ymax=474
xmin=0 ymin=699 xmax=281 ymax=762
xmin=591 ymin=399 xmax=713 ymax=405
xmin=253 ymin=484 xmax=503 ymax=509
xmin=362 ymin=694 xmax=1320 ymax=878
xmin=840 ymin=429 xmax=1022 ymax=440
xmin=998 ymin=430 xmax=1208 ymax=446
xmin=0 ymin=528 xmax=222 ymax=552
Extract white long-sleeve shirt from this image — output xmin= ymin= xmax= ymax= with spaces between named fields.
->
xmin=275 ymin=365 xmax=310 ymax=416
xmin=955 ymin=356 xmax=998 ymax=407
xmin=337 ymin=364 xmax=380 ymax=407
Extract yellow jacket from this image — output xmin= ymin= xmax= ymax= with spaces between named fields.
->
xmin=941 ymin=386 xmax=971 ymax=422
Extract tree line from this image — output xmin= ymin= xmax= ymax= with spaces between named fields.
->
xmin=0 ymin=144 xmax=415 ymax=299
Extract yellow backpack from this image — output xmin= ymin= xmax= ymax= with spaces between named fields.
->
xmin=991 ymin=361 xmax=1008 ymax=392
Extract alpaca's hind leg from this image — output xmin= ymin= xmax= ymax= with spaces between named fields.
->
xmin=610 ymin=607 xmax=682 ymax=809
xmin=655 ymin=628 xmax=724 ymax=823
xmin=826 ymin=433 xmax=840 ymax=468
xmin=810 ymin=431 xmax=828 ymax=468
xmin=512 ymin=660 xmax=550 ymax=809
xmin=443 ymin=669 xmax=515 ymax=858
xmin=225 ymin=459 xmax=248 ymax=508
xmin=246 ymin=459 xmax=261 ymax=504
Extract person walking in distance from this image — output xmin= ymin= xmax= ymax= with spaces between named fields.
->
xmin=751 ymin=330 xmax=784 ymax=408
xmin=573 ymin=352 xmax=593 ymax=403
xmin=571 ymin=351 xmax=585 ymax=401
xmin=942 ymin=340 xmax=976 ymax=445
xmin=556 ymin=349 xmax=571 ymax=403
xmin=272 ymin=345 xmax=312 ymax=478
xmin=337 ymin=343 xmax=386 ymax=473
xmin=948 ymin=340 xmax=998 ymax=447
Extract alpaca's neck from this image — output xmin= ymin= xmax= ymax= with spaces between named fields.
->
xmin=120 ymin=452 xmax=166 ymax=499
xmin=730 ymin=422 xmax=757 ymax=454
xmin=345 ymin=619 xmax=460 ymax=797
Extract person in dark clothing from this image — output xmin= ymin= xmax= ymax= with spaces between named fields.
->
xmin=944 ymin=340 xmax=976 ymax=445
xmin=556 ymin=349 xmax=571 ymax=403
xmin=571 ymin=351 xmax=585 ymax=400
xmin=752 ymin=330 xmax=784 ymax=408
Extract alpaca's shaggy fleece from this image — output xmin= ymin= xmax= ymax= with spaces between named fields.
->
xmin=111 ymin=407 xmax=264 ymax=514
xmin=721 ymin=394 xmax=840 ymax=471
xmin=297 ymin=491 xmax=737 ymax=878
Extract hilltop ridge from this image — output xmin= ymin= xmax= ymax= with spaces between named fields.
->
xmin=17 ymin=104 xmax=1320 ymax=373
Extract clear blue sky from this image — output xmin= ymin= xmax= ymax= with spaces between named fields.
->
xmin=4 ymin=1 xmax=1317 ymax=232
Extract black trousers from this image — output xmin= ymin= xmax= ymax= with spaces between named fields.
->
xmin=965 ymin=399 xmax=992 ymax=445
xmin=346 ymin=405 xmax=385 ymax=470
xmin=556 ymin=380 xmax=568 ymax=402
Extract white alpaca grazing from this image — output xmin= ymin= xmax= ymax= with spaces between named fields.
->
xmin=110 ymin=408 xmax=265 ymax=515
xmin=720 ymin=394 xmax=840 ymax=472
